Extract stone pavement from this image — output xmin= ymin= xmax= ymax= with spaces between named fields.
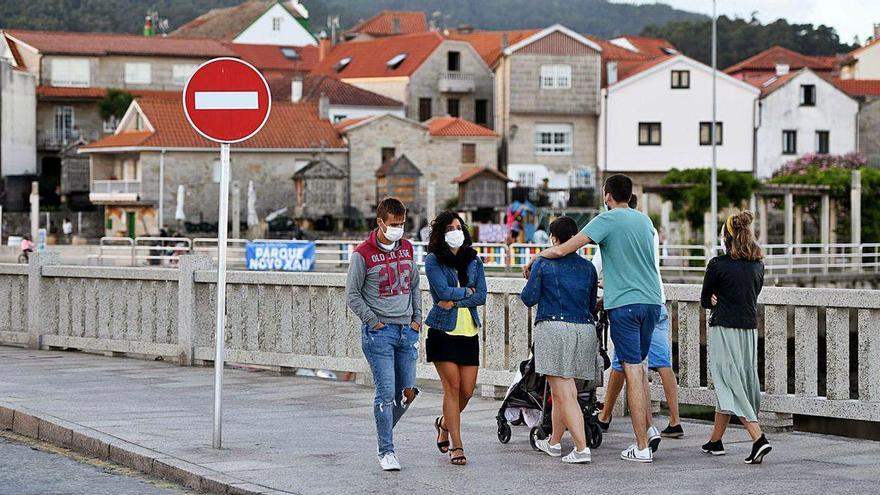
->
xmin=1 ymin=346 xmax=878 ymax=495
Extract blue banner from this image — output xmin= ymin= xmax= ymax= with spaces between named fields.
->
xmin=246 ymin=241 xmax=315 ymax=271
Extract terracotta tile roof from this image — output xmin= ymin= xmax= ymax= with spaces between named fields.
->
xmin=82 ymin=97 xmax=344 ymax=150
xmin=587 ymin=35 xmax=650 ymax=61
xmin=171 ymin=0 xmax=302 ymax=40
xmin=6 ymin=37 xmax=24 ymax=67
xmin=751 ymin=71 xmax=800 ymax=96
xmin=452 ymin=166 xmax=511 ymax=183
xmin=310 ymin=31 xmax=445 ymax=78
xmin=833 ymin=78 xmax=880 ymax=97
xmin=425 ymin=116 xmax=497 ymax=137
xmin=36 ymin=86 xmax=181 ymax=100
xmin=724 ymin=45 xmax=834 ymax=74
xmin=301 ymin=75 xmax=402 ymax=107
xmin=615 ymin=36 xmax=677 ymax=57
xmin=81 ymin=131 xmax=152 ymax=148
xmin=614 ymin=55 xmax=675 ymax=84
xmin=334 ymin=116 xmax=372 ymax=132
xmin=344 ymin=11 xmax=428 ymax=38
xmin=447 ymin=29 xmax=540 ymax=66
xmin=3 ymin=29 xmax=233 ymax=57
xmin=225 ymin=43 xmax=318 ymax=72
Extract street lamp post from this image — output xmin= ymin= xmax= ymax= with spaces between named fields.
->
xmin=710 ymin=0 xmax=719 ymax=254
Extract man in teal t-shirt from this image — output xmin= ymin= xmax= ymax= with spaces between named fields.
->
xmin=523 ymin=174 xmax=662 ymax=464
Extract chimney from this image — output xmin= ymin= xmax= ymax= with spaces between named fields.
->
xmin=143 ymin=15 xmax=153 ymax=37
xmin=291 ymin=77 xmax=303 ymax=103
xmin=392 ymin=16 xmax=401 ymax=34
xmin=607 ymin=61 xmax=618 ymax=85
xmin=319 ymin=37 xmax=330 ymax=62
xmin=458 ymin=24 xmax=474 ymax=34
xmin=318 ymin=93 xmax=330 ymax=120
xmin=775 ymin=63 xmax=790 ymax=76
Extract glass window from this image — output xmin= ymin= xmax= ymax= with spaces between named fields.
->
xmin=534 ymin=123 xmax=573 ymax=155
xmin=124 ymin=63 xmax=151 ymax=85
xmin=387 ymin=53 xmax=407 ymax=69
xmin=332 ymin=115 xmax=347 ymax=123
xmin=418 ymin=98 xmax=432 ymax=121
xmin=381 ymin=147 xmax=395 ymax=163
xmin=699 ymin=122 xmax=723 ymax=145
xmin=782 ymin=130 xmax=797 ymax=155
xmin=272 ymin=17 xmax=282 ymax=31
xmin=800 ymin=84 xmax=816 ymax=106
xmin=475 ymin=99 xmax=488 ymax=126
xmin=539 ymin=65 xmax=572 ymax=89
xmin=461 ymin=143 xmax=476 ymax=163
xmin=816 ymin=131 xmax=830 ymax=154
xmin=334 ymin=57 xmax=351 ymax=73
xmin=638 ymin=123 xmax=661 ymax=145
xmin=447 ymin=51 xmax=461 ymax=71
xmin=671 ymin=70 xmax=690 ymax=89
xmin=280 ymin=47 xmax=299 ymax=60
xmin=447 ymin=98 xmax=460 ymax=117
xmin=50 ymin=58 xmax=90 ymax=87
xmin=172 ymin=64 xmax=198 ymax=85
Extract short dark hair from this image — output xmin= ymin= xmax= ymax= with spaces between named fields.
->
xmin=376 ymin=197 xmax=406 ymax=221
xmin=628 ymin=194 xmax=638 ymax=209
xmin=604 ymin=174 xmax=633 ymax=203
xmin=549 ymin=216 xmax=578 ymax=244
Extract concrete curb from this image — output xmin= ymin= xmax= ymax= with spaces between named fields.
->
xmin=0 ymin=402 xmax=289 ymax=495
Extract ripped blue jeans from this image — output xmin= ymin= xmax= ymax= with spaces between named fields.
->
xmin=361 ymin=323 xmax=420 ymax=456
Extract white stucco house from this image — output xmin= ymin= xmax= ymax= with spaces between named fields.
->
xmin=754 ymin=68 xmax=859 ymax=178
xmin=171 ymin=1 xmax=316 ymax=47
xmin=598 ymin=53 xmax=760 ymax=183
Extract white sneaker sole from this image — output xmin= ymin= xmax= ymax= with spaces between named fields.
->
xmin=702 ymin=448 xmax=726 ymax=456
xmin=620 ymin=453 xmax=653 ymax=463
xmin=563 ymin=456 xmax=592 ymax=464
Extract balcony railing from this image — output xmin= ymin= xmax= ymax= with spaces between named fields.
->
xmin=37 ymin=129 xmax=101 ymax=149
xmin=438 ymin=71 xmax=475 ymax=93
xmin=89 ymin=179 xmax=141 ymax=203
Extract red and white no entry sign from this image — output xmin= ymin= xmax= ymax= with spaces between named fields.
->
xmin=183 ymin=57 xmax=271 ymax=144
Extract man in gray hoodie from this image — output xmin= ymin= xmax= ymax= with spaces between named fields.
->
xmin=346 ymin=197 xmax=422 ymax=471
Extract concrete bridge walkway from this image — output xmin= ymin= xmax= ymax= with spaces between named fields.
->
xmin=1 ymin=346 xmax=878 ymax=495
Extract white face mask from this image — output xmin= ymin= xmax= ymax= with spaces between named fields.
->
xmin=445 ymin=229 xmax=465 ymax=249
xmin=383 ymin=225 xmax=404 ymax=243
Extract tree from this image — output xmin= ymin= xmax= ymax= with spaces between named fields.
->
xmin=97 ymin=89 xmax=133 ymax=122
xmin=660 ymin=168 xmax=760 ymax=231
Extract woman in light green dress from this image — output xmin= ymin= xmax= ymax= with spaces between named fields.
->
xmin=700 ymin=211 xmax=772 ymax=464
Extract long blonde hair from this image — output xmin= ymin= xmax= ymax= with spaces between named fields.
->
xmin=724 ymin=211 xmax=764 ymax=261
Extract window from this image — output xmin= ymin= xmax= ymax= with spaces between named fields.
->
xmin=172 ymin=64 xmax=198 ymax=85
xmin=535 ymin=123 xmax=573 ymax=155
xmin=517 ymin=171 xmax=537 ymax=187
xmin=540 ymin=64 xmax=571 ymax=89
xmin=447 ymin=51 xmax=461 ymax=71
xmin=381 ymin=147 xmax=396 ymax=163
xmin=54 ymin=106 xmax=75 ymax=141
xmin=570 ymin=167 xmax=594 ymax=188
xmin=124 ymin=63 xmax=151 ymax=85
xmin=800 ymin=84 xmax=816 ymax=106
xmin=816 ymin=131 xmax=830 ymax=154
xmin=699 ymin=122 xmax=723 ymax=145
xmin=50 ymin=58 xmax=89 ymax=87
xmin=332 ymin=115 xmax=347 ymax=123
xmin=334 ymin=57 xmax=351 ymax=73
xmin=475 ymin=99 xmax=488 ymax=126
xmin=387 ymin=52 xmax=407 ymax=69
xmin=272 ymin=17 xmax=282 ymax=31
xmin=638 ymin=123 xmax=661 ymax=146
xmin=671 ymin=70 xmax=690 ymax=89
xmin=461 ymin=143 xmax=476 ymax=164
xmin=280 ymin=47 xmax=299 ymax=60
xmin=447 ymin=98 xmax=460 ymax=117
xmin=782 ymin=130 xmax=797 ymax=155
xmin=103 ymin=116 xmax=118 ymax=133
xmin=418 ymin=98 xmax=432 ymax=121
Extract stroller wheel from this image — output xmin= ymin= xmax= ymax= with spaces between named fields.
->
xmin=497 ymin=421 xmax=512 ymax=444
xmin=588 ymin=422 xmax=603 ymax=449
xmin=529 ymin=426 xmax=547 ymax=451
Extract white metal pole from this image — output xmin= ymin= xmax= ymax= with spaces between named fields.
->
xmin=159 ymin=149 xmax=165 ymax=231
xmin=212 ymin=142 xmax=230 ymax=449
xmin=0 ymin=205 xmax=3 ymax=245
xmin=78 ymin=211 xmax=82 ymax=234
xmin=710 ymin=0 xmax=719 ymax=254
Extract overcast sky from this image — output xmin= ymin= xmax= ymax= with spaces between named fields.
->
xmin=621 ymin=1 xmax=878 ymax=44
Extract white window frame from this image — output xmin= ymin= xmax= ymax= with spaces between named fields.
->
xmin=172 ymin=64 xmax=198 ymax=86
xmin=50 ymin=58 xmax=90 ymax=87
xmin=540 ymin=64 xmax=572 ymax=89
xmin=124 ymin=62 xmax=151 ymax=85
xmin=534 ymin=123 xmax=573 ymax=155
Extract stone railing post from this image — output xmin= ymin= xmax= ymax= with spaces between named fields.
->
xmin=27 ymin=251 xmax=58 ymax=349
xmin=177 ymin=254 xmax=212 ymax=366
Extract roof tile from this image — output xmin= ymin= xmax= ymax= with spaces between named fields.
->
xmin=833 ymin=78 xmax=880 ymax=97
xmin=3 ymin=29 xmax=233 ymax=57
xmin=344 ymin=11 xmax=427 ymax=37
xmin=36 ymin=86 xmax=181 ymax=100
xmin=724 ymin=45 xmax=834 ymax=74
xmin=310 ymin=31 xmax=444 ymax=78
xmin=447 ymin=29 xmax=539 ymax=66
xmin=226 ymin=43 xmax=318 ymax=72
xmin=425 ymin=116 xmax=497 ymax=137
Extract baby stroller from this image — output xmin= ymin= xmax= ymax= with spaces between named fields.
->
xmin=495 ymin=316 xmax=610 ymax=450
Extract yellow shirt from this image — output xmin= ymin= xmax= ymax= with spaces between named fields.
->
xmin=447 ymin=307 xmax=479 ymax=337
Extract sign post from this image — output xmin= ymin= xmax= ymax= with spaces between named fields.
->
xmin=183 ymin=57 xmax=271 ymax=449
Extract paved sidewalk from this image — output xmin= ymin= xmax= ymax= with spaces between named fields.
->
xmin=1 ymin=346 xmax=878 ymax=494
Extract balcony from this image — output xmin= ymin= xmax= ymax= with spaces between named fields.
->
xmin=89 ymin=179 xmax=141 ymax=204
xmin=438 ymin=72 xmax=475 ymax=93
xmin=37 ymin=129 xmax=101 ymax=150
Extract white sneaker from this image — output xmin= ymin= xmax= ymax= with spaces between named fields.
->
xmin=562 ymin=447 xmax=592 ymax=464
xmin=534 ymin=438 xmax=562 ymax=457
xmin=648 ymin=425 xmax=662 ymax=453
xmin=378 ymin=452 xmax=401 ymax=471
xmin=620 ymin=444 xmax=653 ymax=463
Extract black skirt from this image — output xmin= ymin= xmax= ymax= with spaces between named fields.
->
xmin=425 ymin=328 xmax=480 ymax=366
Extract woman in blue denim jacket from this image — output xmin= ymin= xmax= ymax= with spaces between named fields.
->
xmin=424 ymin=210 xmax=487 ymax=466
xmin=520 ymin=216 xmax=599 ymax=464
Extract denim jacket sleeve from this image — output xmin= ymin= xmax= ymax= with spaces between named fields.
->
xmin=425 ymin=254 xmax=467 ymax=301
xmin=519 ymin=258 xmax=543 ymax=307
xmin=454 ymin=259 xmax=487 ymax=308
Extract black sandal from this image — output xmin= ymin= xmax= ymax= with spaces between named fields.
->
xmin=434 ymin=416 xmax=450 ymax=454
xmin=449 ymin=447 xmax=467 ymax=466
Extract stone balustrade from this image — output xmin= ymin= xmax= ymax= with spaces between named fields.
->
xmin=1 ymin=253 xmax=878 ymax=423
